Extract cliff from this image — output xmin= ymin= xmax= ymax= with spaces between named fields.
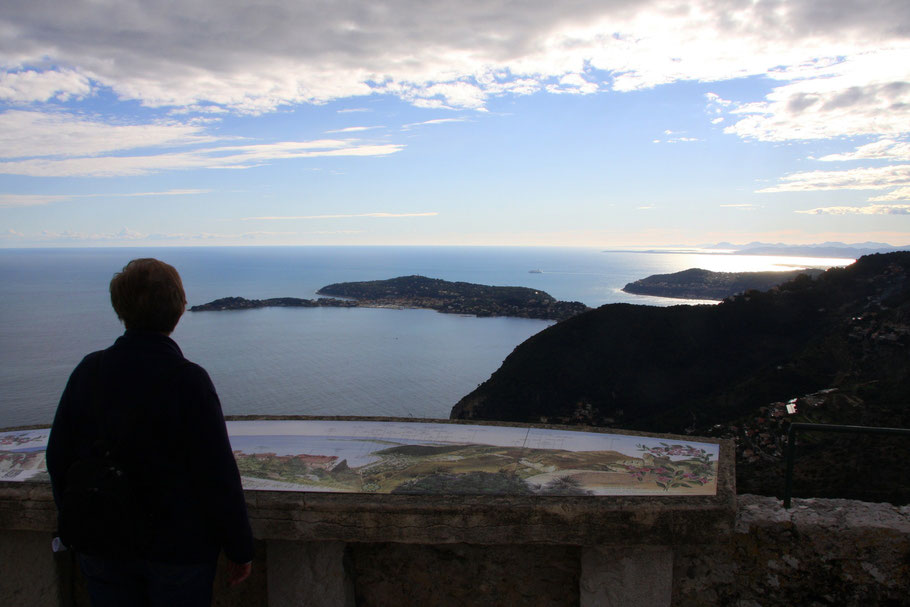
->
xmin=622 ymin=267 xmax=825 ymax=300
xmin=452 ymin=252 xmax=910 ymax=503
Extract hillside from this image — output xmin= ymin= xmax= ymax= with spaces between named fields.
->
xmin=317 ymin=275 xmax=588 ymax=321
xmin=622 ymin=267 xmax=825 ymax=300
xmin=451 ymin=252 xmax=910 ymax=503
xmin=191 ymin=275 xmax=588 ymax=321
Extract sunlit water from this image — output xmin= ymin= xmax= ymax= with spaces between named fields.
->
xmin=0 ymin=246 xmax=852 ymax=428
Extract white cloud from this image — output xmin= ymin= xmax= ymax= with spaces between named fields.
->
xmin=27 ymin=227 xmax=300 ymax=243
xmin=868 ymin=186 xmax=910 ymax=202
xmin=2 ymin=0 xmax=907 ymax=117
xmin=818 ymin=139 xmax=910 ymax=162
xmin=795 ymin=204 xmax=910 ymax=215
xmin=0 ymin=110 xmax=217 ymax=159
xmin=724 ymin=49 xmax=910 ymax=142
xmin=0 ymin=194 xmax=71 ymax=207
xmin=242 ymin=212 xmax=438 ymax=220
xmin=401 ymin=118 xmax=467 ymax=130
xmin=324 ymin=126 xmax=383 ymax=134
xmin=0 ymin=136 xmax=405 ymax=177
xmin=0 ymin=188 xmax=210 ymax=207
xmin=118 ymin=188 xmax=211 ymax=197
xmin=546 ymin=73 xmax=598 ymax=95
xmin=759 ymin=165 xmax=910 ymax=193
xmin=0 ymin=70 xmax=92 ymax=103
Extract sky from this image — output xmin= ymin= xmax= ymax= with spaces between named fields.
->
xmin=1 ymin=0 xmax=909 ymax=248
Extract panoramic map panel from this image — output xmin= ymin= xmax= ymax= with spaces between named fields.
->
xmin=0 ymin=429 xmax=49 ymax=482
xmin=0 ymin=422 xmax=720 ymax=496
xmin=227 ymin=420 xmax=720 ymax=496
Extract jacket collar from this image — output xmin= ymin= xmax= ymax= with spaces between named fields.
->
xmin=115 ymin=329 xmax=184 ymax=357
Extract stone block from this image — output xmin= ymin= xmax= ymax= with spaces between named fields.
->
xmin=580 ymin=545 xmax=673 ymax=607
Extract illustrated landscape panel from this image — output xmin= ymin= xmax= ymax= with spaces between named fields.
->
xmin=0 ymin=421 xmax=720 ymax=496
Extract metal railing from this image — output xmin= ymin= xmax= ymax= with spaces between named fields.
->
xmin=784 ymin=422 xmax=910 ymax=508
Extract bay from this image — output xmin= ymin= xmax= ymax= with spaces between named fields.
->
xmin=0 ymin=246 xmax=850 ymax=428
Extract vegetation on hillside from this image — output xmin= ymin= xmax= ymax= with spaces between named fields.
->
xmin=452 ymin=252 xmax=910 ymax=503
xmin=622 ymin=267 xmax=826 ymax=300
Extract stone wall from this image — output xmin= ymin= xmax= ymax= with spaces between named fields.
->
xmin=2 ymin=487 xmax=908 ymax=605
xmin=673 ymin=495 xmax=910 ymax=606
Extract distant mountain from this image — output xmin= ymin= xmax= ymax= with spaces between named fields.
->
xmin=608 ymin=242 xmax=907 ymax=258
xmin=707 ymin=241 xmax=905 ymax=258
xmin=622 ymin=268 xmax=825 ymax=300
xmin=452 ymin=252 xmax=910 ymax=503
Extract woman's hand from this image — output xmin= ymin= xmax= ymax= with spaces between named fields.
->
xmin=227 ymin=560 xmax=252 ymax=587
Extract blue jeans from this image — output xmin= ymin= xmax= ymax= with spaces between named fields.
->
xmin=78 ymin=554 xmax=217 ymax=607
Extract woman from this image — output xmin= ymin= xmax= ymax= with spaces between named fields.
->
xmin=47 ymin=258 xmax=253 ymax=606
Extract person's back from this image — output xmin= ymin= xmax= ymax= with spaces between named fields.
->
xmin=47 ymin=258 xmax=253 ymax=606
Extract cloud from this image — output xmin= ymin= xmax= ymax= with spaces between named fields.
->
xmin=118 ymin=188 xmax=211 ymax=197
xmin=0 ymin=188 xmax=210 ymax=207
xmin=0 ymin=69 xmax=92 ymax=103
xmin=817 ymin=139 xmax=910 ymax=162
xmin=759 ymin=165 xmax=910 ymax=193
xmin=0 ymin=194 xmax=71 ymax=207
xmin=653 ymin=130 xmax=700 ymax=144
xmin=719 ymin=204 xmax=757 ymax=208
xmin=0 ymin=135 xmax=405 ymax=177
xmin=401 ymin=118 xmax=467 ymax=130
xmin=795 ymin=204 xmax=910 ymax=215
xmin=545 ymin=73 xmax=598 ymax=95
xmin=27 ymin=227 xmax=300 ymax=243
xmin=724 ymin=50 xmax=910 ymax=142
xmin=868 ymin=186 xmax=910 ymax=202
xmin=324 ymin=126 xmax=383 ymax=133
xmin=0 ymin=110 xmax=216 ymax=158
xmin=2 ymin=0 xmax=907 ymax=117
xmin=242 ymin=212 xmax=438 ymax=220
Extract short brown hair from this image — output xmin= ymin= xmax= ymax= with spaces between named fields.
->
xmin=110 ymin=258 xmax=187 ymax=333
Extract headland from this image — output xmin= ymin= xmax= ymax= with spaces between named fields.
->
xmin=191 ymin=275 xmax=589 ymax=322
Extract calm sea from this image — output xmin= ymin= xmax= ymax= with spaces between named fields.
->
xmin=0 ymin=246 xmax=851 ymax=428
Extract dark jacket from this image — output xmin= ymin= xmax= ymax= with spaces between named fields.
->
xmin=46 ymin=330 xmax=254 ymax=564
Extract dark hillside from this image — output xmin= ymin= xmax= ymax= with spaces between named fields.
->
xmin=622 ymin=267 xmax=825 ymax=300
xmin=451 ymin=252 xmax=910 ymax=502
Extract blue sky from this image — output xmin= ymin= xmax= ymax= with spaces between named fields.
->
xmin=1 ymin=0 xmax=909 ymax=248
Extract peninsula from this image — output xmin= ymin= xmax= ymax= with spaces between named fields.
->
xmin=191 ymin=275 xmax=589 ymax=321
xmin=622 ymin=267 xmax=826 ymax=300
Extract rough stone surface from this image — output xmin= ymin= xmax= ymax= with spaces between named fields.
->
xmin=267 ymin=540 xmax=353 ymax=607
xmin=580 ymin=545 xmax=673 ymax=606
xmin=673 ymin=494 xmax=910 ymax=606
xmin=348 ymin=542 xmax=580 ymax=606
xmin=0 ymin=530 xmax=61 ymax=606
xmin=213 ymin=540 xmax=269 ymax=607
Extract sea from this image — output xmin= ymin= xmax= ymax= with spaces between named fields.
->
xmin=0 ymin=246 xmax=854 ymax=429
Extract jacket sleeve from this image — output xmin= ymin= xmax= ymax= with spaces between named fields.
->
xmin=46 ymin=354 xmax=96 ymax=513
xmin=181 ymin=364 xmax=254 ymax=564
